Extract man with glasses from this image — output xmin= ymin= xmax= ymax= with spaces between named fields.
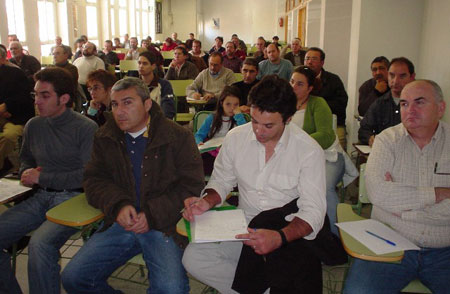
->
xmin=305 ymin=47 xmax=348 ymax=148
xmin=52 ymin=45 xmax=79 ymax=87
xmin=0 ymin=67 xmax=97 ymax=294
xmin=50 ymin=36 xmax=73 ymax=60
xmin=344 ymin=80 xmax=450 ymax=293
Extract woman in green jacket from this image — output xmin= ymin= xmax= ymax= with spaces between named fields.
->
xmin=289 ymin=65 xmax=345 ymax=236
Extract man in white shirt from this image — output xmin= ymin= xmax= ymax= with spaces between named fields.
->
xmin=73 ymin=42 xmax=105 ymax=98
xmin=182 ymin=75 xmax=326 ymax=293
xmin=344 ymin=80 xmax=450 ymax=293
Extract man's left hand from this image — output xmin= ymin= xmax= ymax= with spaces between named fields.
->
xmin=236 ymin=228 xmax=282 ymax=255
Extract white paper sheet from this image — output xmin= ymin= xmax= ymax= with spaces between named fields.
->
xmin=336 ymin=219 xmax=420 ymax=255
xmin=354 ymin=144 xmax=372 ymax=155
xmin=198 ymin=137 xmax=224 ymax=152
xmin=192 ymin=209 xmax=249 ymax=243
xmin=0 ymin=179 xmax=32 ymax=204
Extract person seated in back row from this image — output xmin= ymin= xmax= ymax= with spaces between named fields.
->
xmin=164 ymin=46 xmax=199 ymax=80
xmin=232 ymin=57 xmax=260 ymax=114
xmin=344 ymin=80 xmax=450 ymax=294
xmin=186 ymin=52 xmax=235 ymax=111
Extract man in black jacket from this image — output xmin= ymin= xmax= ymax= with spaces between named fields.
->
xmin=0 ymin=45 xmax=34 ymax=172
xmin=305 ymin=47 xmax=348 ymax=148
xmin=358 ymin=57 xmax=415 ymax=146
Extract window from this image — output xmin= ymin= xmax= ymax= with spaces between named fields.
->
xmin=38 ymin=0 xmax=56 ymax=55
xmin=110 ymin=8 xmax=115 ymax=37
xmin=119 ymin=8 xmax=127 ymax=36
xmin=155 ymin=1 xmax=162 ymax=34
xmin=86 ymin=4 xmax=99 ymax=46
xmin=6 ymin=0 xmax=26 ymax=42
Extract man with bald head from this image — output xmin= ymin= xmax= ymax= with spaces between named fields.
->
xmin=257 ymin=43 xmax=293 ymax=81
xmin=344 ymin=80 xmax=450 ymax=294
xmin=50 ymin=36 xmax=73 ymax=59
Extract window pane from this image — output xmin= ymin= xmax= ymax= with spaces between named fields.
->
xmin=110 ymin=8 xmax=115 ymax=37
xmin=38 ymin=1 xmax=55 ymax=42
xmin=119 ymin=9 xmax=127 ymax=36
xmin=86 ymin=0 xmax=97 ymax=3
xmin=6 ymin=0 xmax=26 ymax=41
xmin=142 ymin=13 xmax=149 ymax=37
xmin=136 ymin=11 xmax=140 ymax=38
xmin=86 ymin=6 xmax=98 ymax=39
xmin=110 ymin=0 xmax=115 ymax=5
xmin=119 ymin=0 xmax=126 ymax=7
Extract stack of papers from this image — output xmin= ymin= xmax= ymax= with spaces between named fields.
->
xmin=198 ymin=137 xmax=224 ymax=152
xmin=0 ymin=179 xmax=32 ymax=204
xmin=191 ymin=209 xmax=248 ymax=243
xmin=336 ymin=219 xmax=420 ymax=254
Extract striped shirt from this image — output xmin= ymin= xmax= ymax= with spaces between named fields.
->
xmin=366 ymin=122 xmax=450 ymax=248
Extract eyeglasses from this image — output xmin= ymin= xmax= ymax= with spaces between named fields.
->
xmin=434 ymin=162 xmax=450 ymax=175
xmin=305 ymin=56 xmax=320 ymax=62
xmin=87 ymin=85 xmax=104 ymax=92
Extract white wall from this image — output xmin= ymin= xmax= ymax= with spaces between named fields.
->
xmin=417 ymin=0 xmax=450 ymax=122
xmin=305 ymin=0 xmax=322 ymax=46
xmin=158 ymin=0 xmax=198 ymax=43
xmin=198 ymin=0 xmax=278 ymax=49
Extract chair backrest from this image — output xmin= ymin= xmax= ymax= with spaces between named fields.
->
xmin=161 ymin=51 xmax=174 ymax=60
xmin=358 ymin=163 xmax=370 ymax=204
xmin=107 ymin=64 xmax=116 ymax=75
xmin=243 ymin=113 xmax=251 ymax=122
xmin=193 ymin=111 xmax=213 ymax=133
xmin=234 ymin=73 xmax=243 ymax=82
xmin=169 ymin=79 xmax=194 ymax=98
xmin=41 ymin=55 xmax=53 ymax=66
xmin=119 ymin=60 xmax=138 ymax=72
xmin=114 ymin=48 xmax=128 ymax=54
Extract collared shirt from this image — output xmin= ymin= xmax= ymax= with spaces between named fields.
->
xmin=366 ymin=122 xmax=450 ymax=248
xmin=206 ymin=123 xmax=326 ymax=239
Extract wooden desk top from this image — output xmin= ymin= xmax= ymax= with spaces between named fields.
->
xmin=337 ymin=203 xmax=403 ymax=262
xmin=187 ymin=99 xmax=207 ymax=104
xmin=46 ymin=193 xmax=104 ymax=227
xmin=0 ymin=178 xmax=32 ymax=205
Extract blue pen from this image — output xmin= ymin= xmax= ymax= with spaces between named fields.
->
xmin=365 ymin=230 xmax=396 ymax=246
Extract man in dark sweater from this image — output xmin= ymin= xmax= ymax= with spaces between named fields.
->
xmin=232 ymin=57 xmax=260 ymax=113
xmin=62 ymin=77 xmax=204 ymax=294
xmin=0 ymin=45 xmax=35 ymax=172
xmin=0 ymin=67 xmax=97 ymax=294
xmin=358 ymin=56 xmax=390 ymax=116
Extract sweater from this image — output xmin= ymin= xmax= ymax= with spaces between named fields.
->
xmin=19 ymin=108 xmax=98 ymax=190
xmin=186 ymin=67 xmax=235 ymax=98
xmin=73 ymin=55 xmax=105 ymax=85
xmin=194 ymin=113 xmax=247 ymax=144
xmin=257 ymin=59 xmax=293 ymax=81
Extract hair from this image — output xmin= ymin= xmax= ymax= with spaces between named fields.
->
xmin=232 ymin=34 xmax=238 ymax=38
xmin=208 ymin=86 xmax=243 ymax=139
xmin=257 ymin=36 xmax=265 ymax=42
xmin=189 ymin=33 xmax=194 ymax=36
xmin=292 ymin=38 xmax=301 ymax=44
xmin=104 ymin=40 xmax=113 ymax=46
xmin=130 ymin=37 xmax=138 ymax=42
xmin=165 ymin=37 xmax=173 ymax=44
xmin=209 ymin=51 xmax=223 ymax=63
xmin=293 ymin=66 xmax=318 ymax=89
xmin=390 ymin=57 xmax=415 ymax=75
xmin=139 ymin=51 xmax=157 ymax=65
xmin=111 ymin=77 xmax=150 ymax=102
xmin=0 ymin=45 xmax=7 ymax=59
xmin=80 ymin=35 xmax=88 ymax=42
xmin=408 ymin=79 xmax=444 ymax=103
xmin=267 ymin=43 xmax=280 ymax=52
xmin=371 ymin=56 xmax=390 ymax=69
xmin=226 ymin=41 xmax=236 ymax=49
xmin=174 ymin=46 xmax=188 ymax=56
xmin=114 ymin=37 xmax=120 ymax=42
xmin=34 ymin=67 xmax=75 ymax=107
xmin=9 ymin=41 xmax=22 ymax=50
xmin=87 ymin=69 xmax=117 ymax=89
xmin=248 ymin=75 xmax=297 ymax=122
xmin=74 ymin=38 xmax=84 ymax=46
xmin=272 ymin=36 xmax=279 ymax=41
xmin=306 ymin=47 xmax=326 ymax=61
xmin=242 ymin=58 xmax=259 ymax=70
xmin=53 ymin=45 xmax=70 ymax=56
xmin=215 ymin=36 xmax=224 ymax=43
xmin=193 ymin=40 xmax=202 ymax=47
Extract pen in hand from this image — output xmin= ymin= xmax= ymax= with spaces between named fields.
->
xmin=365 ymin=230 xmax=396 ymax=246
xmin=180 ymin=193 xmax=208 ymax=214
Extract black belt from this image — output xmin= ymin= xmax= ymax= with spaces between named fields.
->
xmin=39 ymin=187 xmax=84 ymax=193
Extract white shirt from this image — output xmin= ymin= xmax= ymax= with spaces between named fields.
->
xmin=206 ymin=122 xmax=326 ymax=239
xmin=73 ymin=55 xmax=105 ymax=85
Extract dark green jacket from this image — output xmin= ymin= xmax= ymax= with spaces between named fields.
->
xmin=83 ymin=102 xmax=204 ymax=247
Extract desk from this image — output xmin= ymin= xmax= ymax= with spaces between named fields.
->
xmin=46 ymin=193 xmax=104 ymax=227
xmin=187 ymin=98 xmax=207 ymax=113
xmin=0 ymin=179 xmax=32 ymax=205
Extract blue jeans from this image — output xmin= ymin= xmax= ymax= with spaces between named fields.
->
xmin=0 ymin=189 xmax=79 ymax=294
xmin=343 ymin=247 xmax=450 ymax=294
xmin=62 ymin=222 xmax=189 ymax=294
xmin=325 ymin=152 xmax=345 ymax=236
